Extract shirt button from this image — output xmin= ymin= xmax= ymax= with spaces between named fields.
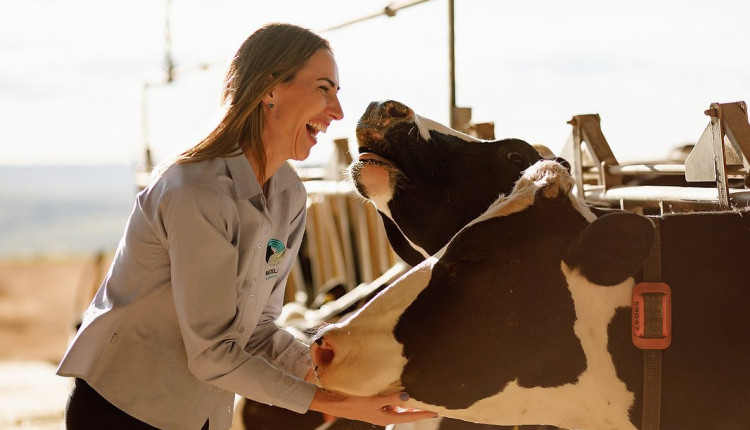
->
xmin=238 ymin=327 xmax=245 ymax=333
xmin=249 ymin=294 xmax=254 ymax=300
xmin=256 ymin=242 xmax=263 ymax=249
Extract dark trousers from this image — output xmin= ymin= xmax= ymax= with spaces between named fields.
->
xmin=66 ymin=378 xmax=209 ymax=430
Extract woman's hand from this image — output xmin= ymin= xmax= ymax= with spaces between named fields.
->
xmin=308 ymin=388 xmax=438 ymax=426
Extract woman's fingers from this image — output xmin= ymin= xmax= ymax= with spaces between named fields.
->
xmin=310 ymin=388 xmax=438 ymax=426
xmin=376 ymin=392 xmax=438 ymax=424
xmin=379 ymin=408 xmax=438 ymax=424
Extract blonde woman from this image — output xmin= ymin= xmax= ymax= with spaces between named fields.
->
xmin=58 ymin=23 xmax=435 ymax=430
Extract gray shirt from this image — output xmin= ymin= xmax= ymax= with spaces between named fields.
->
xmin=57 ymin=154 xmax=317 ymax=430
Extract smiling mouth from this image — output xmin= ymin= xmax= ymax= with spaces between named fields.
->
xmin=307 ymin=122 xmax=328 ymax=142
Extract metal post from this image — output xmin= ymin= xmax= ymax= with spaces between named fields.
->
xmin=448 ymin=0 xmax=457 ymax=129
xmin=164 ymin=0 xmax=174 ymax=83
xmin=141 ymin=82 xmax=152 ymax=172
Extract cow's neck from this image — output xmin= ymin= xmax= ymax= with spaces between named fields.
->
xmin=560 ymin=263 xmax=637 ymax=429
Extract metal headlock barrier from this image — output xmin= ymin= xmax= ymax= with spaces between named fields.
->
xmin=287 ymin=101 xmax=750 ymax=332
xmin=560 ymin=101 xmax=750 ymax=214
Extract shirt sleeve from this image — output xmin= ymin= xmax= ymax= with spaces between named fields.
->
xmin=160 ymin=184 xmax=316 ymax=413
xmin=243 ymin=201 xmax=313 ymax=380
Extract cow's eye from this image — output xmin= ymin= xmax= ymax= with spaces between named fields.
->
xmin=508 ymin=152 xmax=526 ymax=167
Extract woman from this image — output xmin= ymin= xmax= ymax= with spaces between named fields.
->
xmin=57 ymin=23 xmax=436 ymax=429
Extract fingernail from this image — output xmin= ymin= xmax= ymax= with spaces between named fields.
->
xmin=399 ymin=392 xmax=410 ymax=401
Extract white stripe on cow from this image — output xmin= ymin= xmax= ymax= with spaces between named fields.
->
xmin=404 ymin=263 xmax=636 ymax=430
xmin=414 ymin=114 xmax=484 ymax=143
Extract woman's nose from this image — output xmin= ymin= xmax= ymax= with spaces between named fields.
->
xmin=327 ymin=95 xmax=344 ymax=121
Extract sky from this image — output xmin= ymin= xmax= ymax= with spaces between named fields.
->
xmin=1 ymin=0 xmax=749 ymax=168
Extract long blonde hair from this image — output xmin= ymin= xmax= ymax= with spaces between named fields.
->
xmin=172 ymin=23 xmax=330 ymax=182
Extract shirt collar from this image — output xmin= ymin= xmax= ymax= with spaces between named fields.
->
xmin=224 ymin=154 xmax=301 ymax=200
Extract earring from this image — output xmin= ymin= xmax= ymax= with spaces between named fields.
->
xmin=268 ymin=102 xmax=275 ymax=109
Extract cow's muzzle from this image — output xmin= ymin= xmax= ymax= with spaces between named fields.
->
xmin=311 ymin=336 xmax=336 ymax=374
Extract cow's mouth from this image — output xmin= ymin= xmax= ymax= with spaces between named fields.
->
xmin=352 ymin=149 xmax=406 ymax=185
xmin=355 ymin=150 xmax=395 ymax=168
xmin=348 ymin=149 xmax=407 ymax=202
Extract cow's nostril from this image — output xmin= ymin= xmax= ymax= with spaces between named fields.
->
xmin=312 ymin=338 xmax=335 ymax=367
xmin=385 ymin=101 xmax=409 ymax=119
xmin=554 ymin=157 xmax=572 ymax=172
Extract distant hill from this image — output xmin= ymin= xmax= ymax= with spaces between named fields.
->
xmin=0 ymin=165 xmax=137 ymax=258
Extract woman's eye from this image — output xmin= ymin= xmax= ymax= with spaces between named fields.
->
xmin=319 ymin=86 xmax=330 ymax=93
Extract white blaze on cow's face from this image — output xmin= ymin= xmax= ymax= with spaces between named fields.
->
xmin=413 ymin=113 xmax=484 ymax=143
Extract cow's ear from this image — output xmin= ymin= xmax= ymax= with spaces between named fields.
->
xmin=564 ymin=212 xmax=655 ymax=286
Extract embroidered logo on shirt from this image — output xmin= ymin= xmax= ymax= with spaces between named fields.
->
xmin=265 ymin=239 xmax=286 ymax=266
xmin=265 ymin=239 xmax=286 ymax=280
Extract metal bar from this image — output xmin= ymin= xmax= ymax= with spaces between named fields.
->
xmin=583 ymin=185 xmax=750 ymax=211
xmin=607 ymin=163 xmax=745 ymax=176
xmin=318 ymin=0 xmax=434 ymax=32
xmin=720 ymin=102 xmax=750 ymax=171
xmin=710 ymin=105 xmax=731 ymax=209
xmin=607 ymin=164 xmax=686 ymax=175
xmin=164 ymin=0 xmax=174 ymax=83
xmin=448 ymin=0 xmax=456 ymax=128
xmin=559 ymin=121 xmax=585 ymax=200
xmin=570 ymin=124 xmax=584 ymax=200
xmin=562 ymin=114 xmax=621 ymax=193
xmin=303 ymin=262 xmax=410 ymax=325
xmin=579 ymin=114 xmax=618 ymax=167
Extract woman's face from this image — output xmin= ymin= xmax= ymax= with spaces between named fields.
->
xmin=263 ymin=48 xmax=344 ymax=164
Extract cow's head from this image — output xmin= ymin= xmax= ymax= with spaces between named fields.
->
xmin=312 ymin=160 xmax=654 ymax=427
xmin=349 ymin=100 xmax=542 ymax=265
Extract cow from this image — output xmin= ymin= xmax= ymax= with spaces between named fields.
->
xmin=347 ymin=100 xmax=557 ymax=430
xmin=309 ymin=100 xmax=750 ymax=429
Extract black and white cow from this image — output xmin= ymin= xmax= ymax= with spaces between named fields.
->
xmin=310 ymin=101 xmax=750 ymax=429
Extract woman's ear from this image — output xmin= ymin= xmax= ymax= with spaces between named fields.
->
xmin=262 ymin=74 xmax=276 ymax=105
xmin=262 ymin=91 xmax=275 ymax=106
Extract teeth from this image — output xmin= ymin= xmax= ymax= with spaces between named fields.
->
xmin=307 ymin=122 xmax=328 ymax=134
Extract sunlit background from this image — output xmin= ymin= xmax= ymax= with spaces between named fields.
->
xmin=1 ymin=0 xmax=749 ymax=255
xmin=1 ymin=2 xmax=749 ymax=427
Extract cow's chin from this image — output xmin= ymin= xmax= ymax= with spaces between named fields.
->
xmin=313 ymin=356 xmax=405 ymax=398
xmin=316 ymin=373 xmax=403 ymax=399
xmin=349 ymin=153 xmax=403 ymax=216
